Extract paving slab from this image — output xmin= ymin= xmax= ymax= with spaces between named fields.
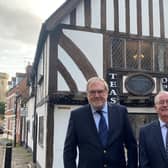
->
xmin=12 ymin=146 xmax=35 ymax=168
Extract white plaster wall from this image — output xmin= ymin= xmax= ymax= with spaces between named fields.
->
xmin=163 ymin=0 xmax=168 ymax=38
xmin=26 ymin=97 xmax=35 ymax=151
xmin=37 ymin=56 xmax=44 ymax=103
xmin=57 ymin=72 xmax=70 ymax=91
xmin=128 ymin=107 xmax=155 ymax=114
xmin=66 ymin=0 xmax=166 ymax=39
xmin=58 ymin=45 xmax=87 ymax=91
xmin=91 ymin=0 xmax=101 ymax=29
xmin=36 ymin=37 xmax=49 ymax=104
xmin=58 ymin=29 xmax=103 ymax=92
xmin=106 ymin=0 xmax=114 ymax=31
xmin=62 ymin=30 xmax=103 ymax=78
xmin=76 ymin=0 xmax=85 ymax=26
xmin=141 ymin=0 xmax=149 ymax=36
xmin=36 ymin=104 xmax=47 ymax=168
xmin=119 ymin=0 xmax=126 ymax=33
xmin=52 ymin=105 xmax=81 ymax=168
xmin=130 ymin=0 xmax=137 ymax=34
xmin=105 ymin=0 xmax=165 ymax=38
xmin=153 ymin=0 xmax=160 ymax=37
xmin=36 ymin=83 xmax=44 ymax=104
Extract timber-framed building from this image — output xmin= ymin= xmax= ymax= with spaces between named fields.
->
xmin=27 ymin=0 xmax=168 ymax=167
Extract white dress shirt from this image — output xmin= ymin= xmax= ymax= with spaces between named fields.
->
xmin=159 ymin=118 xmax=168 ymax=148
xmin=91 ymin=102 xmax=109 ymax=131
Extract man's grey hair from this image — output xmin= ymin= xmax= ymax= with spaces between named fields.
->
xmin=86 ymin=76 xmax=109 ymax=92
xmin=154 ymin=91 xmax=168 ymax=104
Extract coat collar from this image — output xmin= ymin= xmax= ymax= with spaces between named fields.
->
xmin=152 ymin=120 xmax=168 ymax=162
xmin=86 ymin=103 xmax=122 ymax=147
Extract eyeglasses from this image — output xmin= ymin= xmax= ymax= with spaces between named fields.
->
xmin=88 ymin=89 xmax=106 ymax=95
xmin=157 ymin=99 xmax=168 ymax=105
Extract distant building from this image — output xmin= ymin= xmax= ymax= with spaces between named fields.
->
xmin=0 ymin=72 xmax=9 ymax=102
xmin=4 ymin=70 xmax=30 ymax=143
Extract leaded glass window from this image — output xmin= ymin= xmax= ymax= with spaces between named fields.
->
xmin=111 ymin=37 xmax=168 ymax=73
xmin=155 ymin=43 xmax=168 ymax=72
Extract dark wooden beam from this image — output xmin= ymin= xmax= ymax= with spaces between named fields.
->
xmin=84 ymin=0 xmax=91 ymax=27
xmin=70 ymin=8 xmax=76 ymax=25
xmin=114 ymin=0 xmax=119 ymax=32
xmin=149 ymin=0 xmax=153 ymax=36
xmin=101 ymin=0 xmax=106 ymax=30
xmin=137 ymin=0 xmax=142 ymax=36
xmin=159 ymin=0 xmax=165 ymax=38
xmin=126 ymin=0 xmax=130 ymax=34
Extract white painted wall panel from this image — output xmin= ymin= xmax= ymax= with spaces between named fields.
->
xmin=142 ymin=0 xmax=149 ymax=36
xmin=36 ymin=104 xmax=47 ymax=168
xmin=106 ymin=0 xmax=114 ymax=31
xmin=37 ymin=84 xmax=44 ymax=104
xmin=91 ymin=0 xmax=101 ymax=29
xmin=153 ymin=0 xmax=160 ymax=37
xmin=58 ymin=45 xmax=87 ymax=91
xmin=119 ymin=0 xmax=126 ymax=32
xmin=57 ymin=72 xmax=70 ymax=91
xmin=76 ymin=0 xmax=85 ymax=26
xmin=53 ymin=105 xmax=81 ymax=168
xmin=63 ymin=29 xmax=103 ymax=78
xmin=130 ymin=0 xmax=137 ymax=34
xmin=37 ymin=52 xmax=44 ymax=104
xmin=26 ymin=97 xmax=35 ymax=151
xmin=163 ymin=0 xmax=168 ymax=38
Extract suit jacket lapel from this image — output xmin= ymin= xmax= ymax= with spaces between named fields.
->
xmin=107 ymin=104 xmax=120 ymax=146
xmin=86 ymin=105 xmax=103 ymax=147
xmin=153 ymin=120 xmax=168 ymax=162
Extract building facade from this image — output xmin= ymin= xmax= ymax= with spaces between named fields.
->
xmin=0 ymin=72 xmax=9 ymax=102
xmin=4 ymin=72 xmax=29 ymax=145
xmin=30 ymin=0 xmax=168 ymax=167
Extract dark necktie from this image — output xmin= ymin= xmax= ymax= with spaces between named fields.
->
xmin=165 ymin=124 xmax=168 ymax=157
xmin=97 ymin=111 xmax=108 ymax=146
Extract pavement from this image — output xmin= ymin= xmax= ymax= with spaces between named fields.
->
xmin=0 ymin=137 xmax=36 ymax=168
xmin=12 ymin=146 xmax=36 ymax=168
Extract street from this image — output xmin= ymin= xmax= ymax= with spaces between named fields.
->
xmin=0 ymin=135 xmax=35 ymax=168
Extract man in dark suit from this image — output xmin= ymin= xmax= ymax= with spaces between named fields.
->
xmin=63 ymin=77 xmax=137 ymax=168
xmin=139 ymin=91 xmax=168 ymax=168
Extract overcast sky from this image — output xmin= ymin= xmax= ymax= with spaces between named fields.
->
xmin=0 ymin=0 xmax=65 ymax=79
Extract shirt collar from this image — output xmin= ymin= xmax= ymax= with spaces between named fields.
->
xmin=91 ymin=102 xmax=108 ymax=114
xmin=159 ymin=118 xmax=167 ymax=128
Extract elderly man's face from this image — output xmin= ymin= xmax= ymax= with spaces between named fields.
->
xmin=87 ymin=80 xmax=108 ymax=110
xmin=155 ymin=93 xmax=168 ymax=123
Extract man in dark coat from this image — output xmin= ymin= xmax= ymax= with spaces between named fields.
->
xmin=63 ymin=77 xmax=137 ymax=168
xmin=139 ymin=91 xmax=168 ymax=168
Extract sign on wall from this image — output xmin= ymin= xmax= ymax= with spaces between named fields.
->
xmin=107 ymin=72 xmax=120 ymax=104
xmin=161 ymin=77 xmax=168 ymax=91
xmin=125 ymin=73 xmax=155 ymax=96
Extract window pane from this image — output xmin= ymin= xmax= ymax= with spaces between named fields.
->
xmin=126 ymin=40 xmax=138 ymax=70
xmin=141 ymin=41 xmax=153 ymax=71
xmin=38 ymin=116 xmax=44 ymax=146
xmin=111 ymin=38 xmax=124 ymax=68
xmin=156 ymin=44 xmax=168 ymax=72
